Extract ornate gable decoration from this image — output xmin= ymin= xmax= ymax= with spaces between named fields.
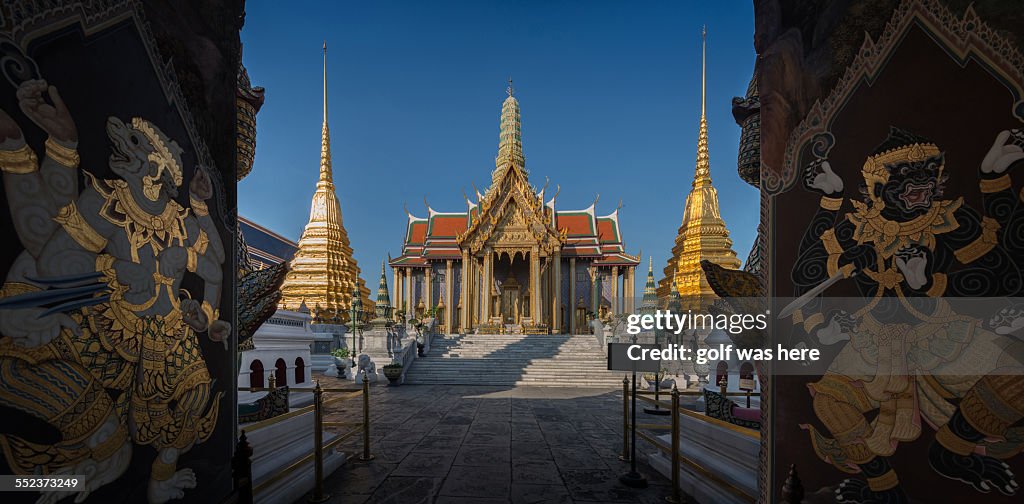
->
xmin=456 ymin=161 xmax=565 ymax=255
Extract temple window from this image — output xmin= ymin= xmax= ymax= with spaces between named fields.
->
xmin=249 ymin=359 xmax=264 ymax=389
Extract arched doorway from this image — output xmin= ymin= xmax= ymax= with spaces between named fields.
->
xmin=715 ymin=361 xmax=729 ymax=388
xmin=294 ymin=357 xmax=305 ymax=384
xmin=739 ymin=362 xmax=756 ymax=391
xmin=275 ymin=358 xmax=287 ymax=387
xmin=249 ymin=360 xmax=264 ymax=388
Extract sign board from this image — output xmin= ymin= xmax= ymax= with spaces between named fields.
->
xmin=606 ymin=343 xmax=661 ymax=373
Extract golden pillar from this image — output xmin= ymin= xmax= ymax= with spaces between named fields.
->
xmin=569 ymin=257 xmax=576 ymax=334
xmin=530 ymin=247 xmax=540 ymax=319
xmin=482 ymin=248 xmax=493 ymax=321
xmin=393 ymin=267 xmax=401 ymax=314
xmin=624 ymin=267 xmax=633 ymax=313
xmin=611 ymin=265 xmax=619 ymax=315
xmin=445 ymin=259 xmax=453 ymax=332
xmin=405 ymin=268 xmax=412 ymax=318
xmin=425 ymin=263 xmax=433 ymax=312
xmin=551 ymin=250 xmax=561 ymax=333
xmin=461 ymin=249 xmax=470 ymax=331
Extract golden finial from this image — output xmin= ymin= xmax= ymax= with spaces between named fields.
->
xmin=322 ymin=40 xmax=328 ymax=124
xmin=507 ymin=76 xmax=514 ymax=97
xmin=701 ymin=25 xmax=707 ymax=118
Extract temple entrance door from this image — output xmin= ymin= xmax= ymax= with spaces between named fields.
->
xmin=501 ymin=286 xmax=520 ymax=324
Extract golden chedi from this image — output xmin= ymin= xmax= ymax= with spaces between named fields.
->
xmin=279 ymin=43 xmax=372 ymax=317
xmin=658 ymin=27 xmax=741 ymax=308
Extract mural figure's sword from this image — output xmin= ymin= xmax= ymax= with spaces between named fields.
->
xmin=777 ymin=269 xmax=857 ymax=319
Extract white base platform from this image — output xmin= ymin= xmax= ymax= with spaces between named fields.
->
xmin=243 ymin=408 xmax=347 ymax=504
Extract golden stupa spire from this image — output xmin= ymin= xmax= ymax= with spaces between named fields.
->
xmin=657 ymin=26 xmax=740 ymax=307
xmin=279 ymin=42 xmax=372 ymax=317
xmin=319 ymin=41 xmax=332 ymax=183
xmin=693 ymin=25 xmax=711 ymax=187
xmin=493 ymin=77 xmax=525 ymax=185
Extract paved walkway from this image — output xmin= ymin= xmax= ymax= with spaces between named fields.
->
xmin=304 ymin=382 xmax=681 ymax=504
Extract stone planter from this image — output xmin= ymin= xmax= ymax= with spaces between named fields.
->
xmin=383 ymin=366 xmax=402 ymax=385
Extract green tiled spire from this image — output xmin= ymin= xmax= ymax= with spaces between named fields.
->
xmin=375 ymin=260 xmax=392 ymax=319
xmin=640 ymin=256 xmax=658 ymax=315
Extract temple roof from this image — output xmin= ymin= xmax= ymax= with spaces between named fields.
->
xmin=392 ymin=204 xmax=634 ymax=264
xmin=391 ymin=81 xmax=638 ymax=268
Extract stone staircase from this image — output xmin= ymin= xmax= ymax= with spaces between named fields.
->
xmin=404 ymin=333 xmax=627 ymax=387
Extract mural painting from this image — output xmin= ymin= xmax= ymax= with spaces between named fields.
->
xmin=0 ymin=2 xmax=239 ymax=503
xmin=766 ymin=1 xmax=1024 ymax=502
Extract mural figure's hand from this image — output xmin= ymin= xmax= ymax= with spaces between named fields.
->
xmin=0 ymin=307 xmax=80 ymax=347
xmin=981 ymin=129 xmax=1024 ymax=174
xmin=180 ymin=298 xmax=208 ymax=333
xmin=894 ymin=245 xmax=929 ymax=290
xmin=209 ymin=320 xmax=231 ymax=349
xmin=113 ymin=260 xmax=154 ymax=300
xmin=157 ymin=246 xmax=188 ymax=279
xmin=802 ymin=159 xmax=844 ymax=196
xmin=189 ymin=164 xmax=213 ymax=201
xmin=17 ymin=80 xmax=77 ymax=145
xmin=0 ymin=106 xmax=26 ymax=149
xmin=817 ymin=310 xmax=856 ymax=345
xmin=988 ymin=303 xmax=1024 ymax=338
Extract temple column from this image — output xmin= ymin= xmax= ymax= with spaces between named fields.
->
xmin=569 ymin=258 xmax=576 ymax=334
xmin=622 ymin=266 xmax=630 ymax=313
xmin=551 ymin=250 xmax=561 ymax=333
xmin=623 ymin=267 xmax=632 ymax=313
xmin=445 ymin=259 xmax=453 ymax=332
xmin=425 ymin=263 xmax=433 ymax=313
xmin=530 ymin=247 xmax=540 ymax=320
xmin=405 ymin=268 xmax=413 ymax=320
xmin=461 ymin=250 xmax=470 ymax=331
xmin=393 ymin=267 xmax=401 ymax=313
xmin=482 ymin=248 xmax=492 ymax=322
xmin=611 ymin=266 xmax=619 ymax=315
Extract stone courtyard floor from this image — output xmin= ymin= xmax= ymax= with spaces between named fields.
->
xmin=302 ymin=381 xmax=684 ymax=504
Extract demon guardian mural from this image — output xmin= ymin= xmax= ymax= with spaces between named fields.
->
xmin=765 ymin=1 xmax=1024 ymax=503
xmin=0 ymin=2 xmax=239 ymax=503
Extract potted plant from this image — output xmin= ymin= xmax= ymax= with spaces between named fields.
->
xmin=330 ymin=347 xmax=351 ymax=377
xmin=330 ymin=347 xmax=350 ymax=368
xmin=383 ymin=362 xmax=403 ymax=385
xmin=643 ymin=370 xmax=665 ymax=391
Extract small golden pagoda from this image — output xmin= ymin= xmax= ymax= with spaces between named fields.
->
xmin=279 ymin=42 xmax=372 ymax=317
xmin=657 ymin=27 xmax=741 ymax=308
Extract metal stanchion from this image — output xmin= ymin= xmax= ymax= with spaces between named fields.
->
xmin=619 ymin=369 xmax=647 ymax=488
xmin=308 ymin=381 xmax=329 ymax=503
xmin=644 ymin=371 xmax=670 ymax=416
xmin=232 ymin=430 xmax=253 ymax=504
xmin=746 ymin=390 xmax=751 ymax=409
xmin=667 ymin=386 xmax=683 ymax=503
xmin=620 ymin=375 xmax=629 ymax=461
xmin=359 ymin=370 xmax=374 ymax=461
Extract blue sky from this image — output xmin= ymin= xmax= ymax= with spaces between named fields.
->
xmin=239 ymin=0 xmax=758 ymax=294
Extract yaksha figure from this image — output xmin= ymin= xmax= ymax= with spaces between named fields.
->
xmin=0 ymin=79 xmax=227 ymax=503
xmin=792 ymin=127 xmax=1024 ymax=503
